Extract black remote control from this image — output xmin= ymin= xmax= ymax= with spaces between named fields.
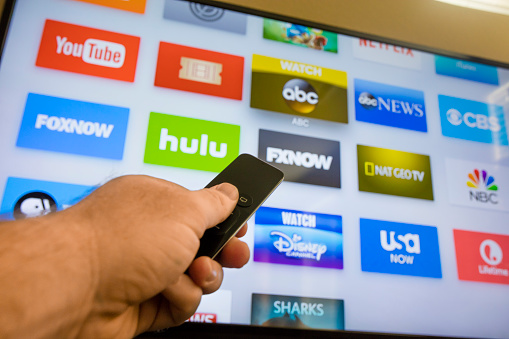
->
xmin=196 ymin=153 xmax=284 ymax=259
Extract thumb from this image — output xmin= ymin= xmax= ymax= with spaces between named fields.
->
xmin=193 ymin=183 xmax=239 ymax=231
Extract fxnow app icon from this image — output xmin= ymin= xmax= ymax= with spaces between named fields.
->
xmin=250 ymin=55 xmax=348 ymax=123
xmin=357 ymin=145 xmax=434 ymax=200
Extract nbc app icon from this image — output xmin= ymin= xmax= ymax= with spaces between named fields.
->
xmin=454 ymin=229 xmax=509 ymax=285
xmin=445 ymin=158 xmax=509 ymax=212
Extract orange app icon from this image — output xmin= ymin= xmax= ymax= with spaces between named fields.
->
xmin=36 ymin=20 xmax=140 ymax=82
xmin=73 ymin=0 xmax=146 ymax=14
xmin=154 ymin=42 xmax=244 ymax=100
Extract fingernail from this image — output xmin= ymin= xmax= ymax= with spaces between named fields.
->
xmin=214 ymin=183 xmax=238 ymax=200
xmin=206 ymin=265 xmax=218 ymax=283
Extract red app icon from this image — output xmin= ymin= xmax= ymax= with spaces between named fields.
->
xmin=154 ymin=42 xmax=244 ymax=100
xmin=187 ymin=313 xmax=217 ymax=323
xmin=454 ymin=229 xmax=509 ymax=285
xmin=36 ymin=20 xmax=140 ymax=82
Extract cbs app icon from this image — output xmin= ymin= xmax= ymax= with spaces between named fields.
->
xmin=251 ymin=55 xmax=348 ymax=123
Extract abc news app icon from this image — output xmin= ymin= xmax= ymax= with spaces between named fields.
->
xmin=439 ymin=95 xmax=508 ymax=145
xmin=36 ymin=20 xmax=140 ymax=82
xmin=454 ymin=230 xmax=509 ymax=285
xmin=251 ymin=55 xmax=348 ymax=123
xmin=258 ymin=129 xmax=340 ymax=188
xmin=355 ymin=79 xmax=427 ymax=132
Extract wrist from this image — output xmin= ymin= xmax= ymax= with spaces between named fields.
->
xmin=0 ymin=209 xmax=98 ymax=338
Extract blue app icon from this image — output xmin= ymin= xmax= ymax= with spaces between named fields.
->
xmin=16 ymin=93 xmax=129 ymax=159
xmin=355 ymin=79 xmax=427 ymax=132
xmin=439 ymin=94 xmax=508 ymax=145
xmin=254 ymin=206 xmax=343 ymax=269
xmin=1 ymin=177 xmax=95 ymax=220
xmin=435 ymin=55 xmax=499 ymax=85
xmin=360 ymin=218 xmax=442 ymax=278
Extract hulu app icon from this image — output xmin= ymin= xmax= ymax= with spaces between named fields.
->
xmin=357 ymin=145 xmax=434 ymax=200
xmin=144 ymin=112 xmax=240 ymax=172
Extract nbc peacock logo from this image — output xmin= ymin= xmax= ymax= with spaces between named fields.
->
xmin=467 ymin=169 xmax=498 ymax=204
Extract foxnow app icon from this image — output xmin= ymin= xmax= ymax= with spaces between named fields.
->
xmin=258 ymin=129 xmax=340 ymax=188
xmin=355 ymin=79 xmax=427 ymax=132
xmin=360 ymin=218 xmax=442 ymax=278
xmin=439 ymin=95 xmax=508 ymax=145
xmin=16 ymin=93 xmax=129 ymax=159
xmin=454 ymin=230 xmax=509 ymax=285
xmin=1 ymin=177 xmax=95 ymax=220
xmin=144 ymin=112 xmax=240 ymax=172
xmin=254 ymin=206 xmax=343 ymax=269
xmin=251 ymin=293 xmax=345 ymax=330
xmin=357 ymin=145 xmax=433 ymax=200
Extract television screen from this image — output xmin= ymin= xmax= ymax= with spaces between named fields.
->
xmin=0 ymin=1 xmax=508 ymax=338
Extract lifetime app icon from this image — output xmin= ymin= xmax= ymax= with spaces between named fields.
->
xmin=454 ymin=229 xmax=509 ymax=285
xmin=251 ymin=55 xmax=348 ymax=123
xmin=36 ymin=19 xmax=140 ymax=82
xmin=154 ymin=42 xmax=244 ymax=100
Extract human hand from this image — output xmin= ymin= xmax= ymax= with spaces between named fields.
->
xmin=67 ymin=175 xmax=250 ymax=338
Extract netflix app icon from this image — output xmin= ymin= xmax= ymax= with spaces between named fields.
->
xmin=454 ymin=229 xmax=509 ymax=285
xmin=36 ymin=20 xmax=140 ymax=82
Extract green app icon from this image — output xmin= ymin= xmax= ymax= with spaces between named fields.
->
xmin=357 ymin=144 xmax=434 ymax=200
xmin=144 ymin=112 xmax=240 ymax=172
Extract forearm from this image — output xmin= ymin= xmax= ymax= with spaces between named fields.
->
xmin=0 ymin=210 xmax=97 ymax=339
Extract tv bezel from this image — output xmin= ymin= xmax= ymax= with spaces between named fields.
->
xmin=0 ymin=1 xmax=505 ymax=338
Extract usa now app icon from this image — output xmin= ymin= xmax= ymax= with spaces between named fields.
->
xmin=36 ymin=20 xmax=140 ymax=82
xmin=360 ymin=218 xmax=442 ymax=278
